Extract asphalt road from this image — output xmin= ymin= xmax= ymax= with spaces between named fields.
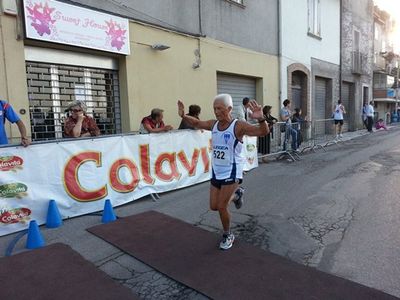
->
xmin=1 ymin=127 xmax=400 ymax=299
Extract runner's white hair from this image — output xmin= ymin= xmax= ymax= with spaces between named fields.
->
xmin=213 ymin=94 xmax=233 ymax=108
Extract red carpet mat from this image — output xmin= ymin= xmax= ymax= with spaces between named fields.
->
xmin=0 ymin=243 xmax=137 ymax=300
xmin=88 ymin=211 xmax=398 ymax=300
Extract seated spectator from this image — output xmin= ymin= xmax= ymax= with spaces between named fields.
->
xmin=375 ymin=119 xmax=387 ymax=131
xmin=292 ymin=108 xmax=306 ymax=124
xmin=178 ymin=104 xmax=201 ymax=129
xmin=64 ymin=100 xmax=100 ymax=138
xmin=291 ymin=108 xmax=307 ymax=148
xmin=139 ymin=108 xmax=173 ymax=134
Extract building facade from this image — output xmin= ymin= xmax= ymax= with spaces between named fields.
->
xmin=372 ymin=5 xmax=398 ymax=123
xmin=341 ymin=0 xmax=374 ymax=131
xmin=0 ymin=0 xmax=279 ymax=143
xmin=280 ymin=0 xmax=341 ymax=125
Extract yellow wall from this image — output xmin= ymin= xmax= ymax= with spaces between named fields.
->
xmin=0 ymin=15 xmax=30 ymax=143
xmin=122 ymin=22 xmax=279 ymax=131
xmin=0 ymin=15 xmax=279 ymax=139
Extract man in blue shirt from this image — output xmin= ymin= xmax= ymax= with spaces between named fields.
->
xmin=0 ymin=100 xmax=30 ymax=147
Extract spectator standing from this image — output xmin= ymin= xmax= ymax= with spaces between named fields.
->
xmin=258 ymin=105 xmax=277 ymax=161
xmin=0 ymin=100 xmax=30 ymax=147
xmin=362 ymin=102 xmax=368 ymax=129
xmin=280 ymin=99 xmax=298 ymax=151
xmin=139 ymin=108 xmax=173 ymax=134
xmin=178 ymin=105 xmax=201 ymax=129
xmin=237 ymin=97 xmax=257 ymax=124
xmin=64 ymin=100 xmax=100 ymax=138
xmin=366 ymin=101 xmax=374 ymax=133
xmin=333 ymin=99 xmax=346 ymax=139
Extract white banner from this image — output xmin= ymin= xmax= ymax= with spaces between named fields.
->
xmin=0 ymin=131 xmax=258 ymax=236
xmin=243 ymin=136 xmax=258 ymax=171
xmin=23 ymin=0 xmax=130 ymax=55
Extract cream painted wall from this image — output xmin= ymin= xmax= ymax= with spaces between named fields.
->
xmin=280 ymin=0 xmax=340 ymax=100
xmin=122 ymin=23 xmax=279 ymax=131
xmin=0 ymin=15 xmax=30 ymax=143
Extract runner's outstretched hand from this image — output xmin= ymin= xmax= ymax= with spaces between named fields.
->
xmin=249 ymin=100 xmax=263 ymax=120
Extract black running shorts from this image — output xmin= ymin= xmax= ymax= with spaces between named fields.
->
xmin=334 ymin=119 xmax=344 ymax=125
xmin=211 ymin=177 xmax=243 ymax=189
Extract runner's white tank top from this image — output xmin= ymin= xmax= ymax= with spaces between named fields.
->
xmin=211 ymin=119 xmax=245 ymax=180
xmin=334 ymin=104 xmax=344 ymax=120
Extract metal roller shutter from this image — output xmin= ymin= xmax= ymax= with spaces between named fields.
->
xmin=315 ymin=77 xmax=327 ymax=120
xmin=341 ymin=82 xmax=352 ymax=132
xmin=314 ymin=77 xmax=328 ymax=135
xmin=217 ymin=73 xmax=256 ymax=119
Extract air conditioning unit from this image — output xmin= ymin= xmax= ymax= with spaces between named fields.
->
xmin=1 ymin=0 xmax=18 ymax=16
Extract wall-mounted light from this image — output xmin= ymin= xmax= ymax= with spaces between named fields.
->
xmin=151 ymin=44 xmax=170 ymax=51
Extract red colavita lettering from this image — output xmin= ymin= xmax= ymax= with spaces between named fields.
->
xmin=155 ymin=153 xmax=181 ymax=182
xmin=109 ymin=158 xmax=140 ymax=193
xmin=63 ymin=152 xmax=107 ymax=202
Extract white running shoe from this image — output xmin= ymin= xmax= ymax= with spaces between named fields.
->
xmin=219 ymin=233 xmax=235 ymax=250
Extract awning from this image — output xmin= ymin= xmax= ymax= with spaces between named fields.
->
xmin=373 ymin=98 xmax=397 ymax=103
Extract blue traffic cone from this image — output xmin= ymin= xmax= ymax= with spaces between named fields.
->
xmin=46 ymin=200 xmax=63 ymax=228
xmin=26 ymin=220 xmax=45 ymax=249
xmin=102 ymin=199 xmax=116 ymax=223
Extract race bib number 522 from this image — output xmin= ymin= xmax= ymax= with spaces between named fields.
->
xmin=213 ymin=145 xmax=230 ymax=166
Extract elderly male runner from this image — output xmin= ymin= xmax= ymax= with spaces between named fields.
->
xmin=178 ymin=94 xmax=268 ymax=250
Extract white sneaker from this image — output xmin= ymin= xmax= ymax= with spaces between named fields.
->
xmin=219 ymin=233 xmax=235 ymax=250
xmin=339 ymin=134 xmax=343 ymax=138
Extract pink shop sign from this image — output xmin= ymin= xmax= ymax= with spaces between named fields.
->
xmin=23 ymin=0 xmax=130 ymax=55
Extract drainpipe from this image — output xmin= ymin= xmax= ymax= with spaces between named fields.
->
xmin=339 ymin=0 xmax=343 ymax=103
xmin=278 ymin=0 xmax=282 ymax=106
xmin=192 ymin=0 xmax=202 ymax=69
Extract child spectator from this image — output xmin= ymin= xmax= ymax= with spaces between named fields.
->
xmin=375 ymin=119 xmax=387 ymax=131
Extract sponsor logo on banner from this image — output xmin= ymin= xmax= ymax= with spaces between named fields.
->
xmin=0 ymin=208 xmax=31 ymax=225
xmin=246 ymin=144 xmax=256 ymax=152
xmin=62 ymin=144 xmax=211 ymax=202
xmin=0 ymin=183 xmax=28 ymax=198
xmin=247 ymin=157 xmax=255 ymax=165
xmin=0 ymin=155 xmax=24 ymax=172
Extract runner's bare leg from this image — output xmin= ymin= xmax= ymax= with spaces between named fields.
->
xmin=209 ymin=183 xmax=238 ymax=232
